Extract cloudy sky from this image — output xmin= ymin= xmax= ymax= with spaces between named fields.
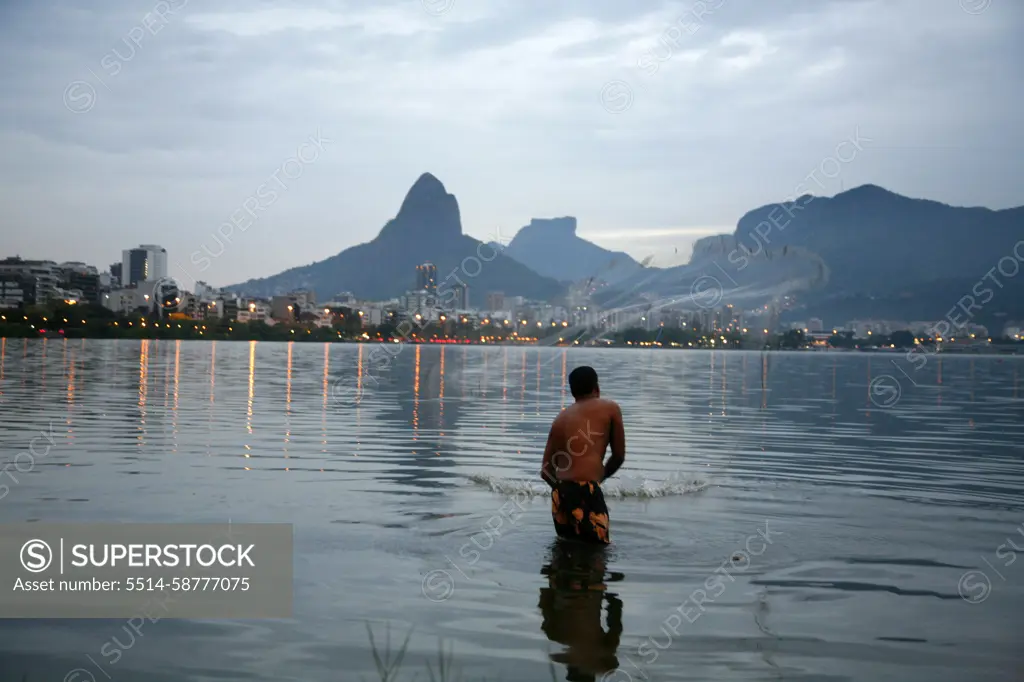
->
xmin=1 ymin=0 xmax=1020 ymax=289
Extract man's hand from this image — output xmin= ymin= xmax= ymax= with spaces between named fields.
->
xmin=540 ymin=422 xmax=560 ymax=490
xmin=540 ymin=466 xmax=558 ymax=490
xmin=602 ymin=403 xmax=626 ymax=482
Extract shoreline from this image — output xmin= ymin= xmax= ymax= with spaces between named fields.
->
xmin=2 ymin=334 xmax=1020 ymax=355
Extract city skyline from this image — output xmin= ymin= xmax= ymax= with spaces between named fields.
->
xmin=1 ymin=1 xmax=1022 ymax=290
xmin=4 ymin=247 xmax=1019 ymax=342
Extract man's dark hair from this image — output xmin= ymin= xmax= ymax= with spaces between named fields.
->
xmin=568 ymin=366 xmax=599 ymax=398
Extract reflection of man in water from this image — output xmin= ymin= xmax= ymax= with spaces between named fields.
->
xmin=539 ymin=540 xmax=623 ymax=681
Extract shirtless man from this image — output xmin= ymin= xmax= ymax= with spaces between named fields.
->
xmin=540 ymin=366 xmax=626 ymax=544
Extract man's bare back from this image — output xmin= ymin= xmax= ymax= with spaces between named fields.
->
xmin=542 ymin=398 xmax=625 ymax=483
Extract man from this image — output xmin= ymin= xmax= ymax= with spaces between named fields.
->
xmin=540 ymin=366 xmax=626 ymax=545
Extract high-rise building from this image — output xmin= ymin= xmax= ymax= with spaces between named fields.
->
xmin=486 ymin=291 xmax=504 ymax=312
xmin=697 ymin=308 xmax=713 ymax=334
xmin=59 ymin=262 xmax=101 ymax=304
xmin=808 ymin=317 xmax=824 ymax=332
xmin=0 ymin=273 xmax=35 ymax=309
xmin=449 ymin=282 xmax=469 ymax=309
xmin=416 ymin=262 xmax=437 ymax=293
xmin=767 ymin=303 xmax=780 ymax=334
xmin=0 ymin=257 xmax=60 ymax=303
xmin=109 ymin=262 xmax=122 ymax=287
xmin=121 ymin=244 xmax=167 ymax=287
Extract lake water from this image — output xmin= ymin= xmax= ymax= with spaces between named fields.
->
xmin=1 ymin=338 xmax=1023 ymax=682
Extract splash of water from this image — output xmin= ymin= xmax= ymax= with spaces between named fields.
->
xmin=467 ymin=473 xmax=710 ymax=499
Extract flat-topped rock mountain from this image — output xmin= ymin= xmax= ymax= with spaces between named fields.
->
xmin=499 ymin=217 xmax=641 ymax=284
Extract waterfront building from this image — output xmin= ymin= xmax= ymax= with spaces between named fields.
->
xmin=416 ymin=263 xmax=438 ymax=293
xmin=486 ymin=291 xmax=505 ymax=312
xmin=237 ymin=300 xmax=273 ymax=323
xmin=121 ymin=245 xmax=167 ymax=286
xmin=0 ymin=257 xmax=61 ymax=303
xmin=59 ymin=262 xmax=101 ymax=304
xmin=448 ymin=282 xmax=470 ymax=309
xmin=0 ymin=273 xmax=35 ymax=309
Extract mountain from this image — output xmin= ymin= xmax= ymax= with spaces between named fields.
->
xmin=499 ymin=217 xmax=642 ymax=284
xmin=592 ymin=184 xmax=1024 ymax=328
xmin=729 ymin=184 xmax=1024 ymax=294
xmin=725 ymin=184 xmax=1024 ymax=326
xmin=592 ymin=234 xmax=828 ymax=313
xmin=226 ymin=173 xmax=564 ymax=305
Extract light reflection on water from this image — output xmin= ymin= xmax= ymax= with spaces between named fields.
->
xmin=0 ymin=339 xmax=1022 ymax=681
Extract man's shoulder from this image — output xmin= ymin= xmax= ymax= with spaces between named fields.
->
xmin=594 ymin=398 xmax=621 ymax=415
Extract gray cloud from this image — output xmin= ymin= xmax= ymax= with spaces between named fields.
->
xmin=0 ymin=0 xmax=1020 ymax=287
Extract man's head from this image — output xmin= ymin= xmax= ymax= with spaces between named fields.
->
xmin=568 ymin=366 xmax=599 ymax=399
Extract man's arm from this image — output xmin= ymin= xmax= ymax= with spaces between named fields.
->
xmin=602 ymin=403 xmax=625 ymax=482
xmin=540 ymin=421 xmax=560 ymax=489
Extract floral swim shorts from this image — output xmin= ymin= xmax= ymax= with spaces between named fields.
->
xmin=551 ymin=480 xmax=610 ymax=544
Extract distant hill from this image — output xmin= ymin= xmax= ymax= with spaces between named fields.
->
xmin=593 ymin=185 xmax=1024 ymax=327
xmin=725 ymin=184 xmax=1024 ymax=325
xmin=498 ymin=217 xmax=641 ymax=284
xmin=226 ymin=174 xmax=564 ymax=305
xmin=593 ymin=234 xmax=828 ymax=313
xmin=728 ymin=184 xmax=1024 ymax=293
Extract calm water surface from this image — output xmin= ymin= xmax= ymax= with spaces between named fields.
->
xmin=1 ymin=338 xmax=1023 ymax=681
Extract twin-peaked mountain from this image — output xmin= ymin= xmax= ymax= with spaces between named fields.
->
xmin=227 ymin=174 xmax=564 ymax=305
